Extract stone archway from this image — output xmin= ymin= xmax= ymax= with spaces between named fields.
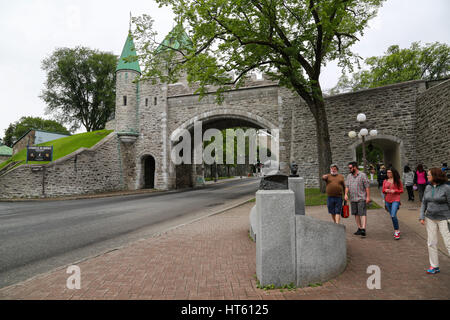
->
xmin=349 ymin=134 xmax=406 ymax=171
xmin=170 ymin=108 xmax=279 ymax=142
xmin=169 ymin=109 xmax=281 ymax=189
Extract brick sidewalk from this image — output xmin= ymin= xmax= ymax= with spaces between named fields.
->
xmin=0 ymin=199 xmax=449 ymax=300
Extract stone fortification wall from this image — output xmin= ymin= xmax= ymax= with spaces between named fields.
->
xmin=415 ymin=79 xmax=450 ymax=169
xmin=0 ymin=132 xmax=123 ymax=199
xmin=290 ymin=80 xmax=427 ymax=186
xmin=12 ymin=130 xmax=35 ymax=155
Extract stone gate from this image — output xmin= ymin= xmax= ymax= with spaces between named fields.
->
xmin=106 ymin=29 xmax=449 ymax=191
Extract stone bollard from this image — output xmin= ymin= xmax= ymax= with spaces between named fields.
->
xmin=256 ymin=190 xmax=296 ymax=287
xmin=288 ymin=177 xmax=305 ymax=215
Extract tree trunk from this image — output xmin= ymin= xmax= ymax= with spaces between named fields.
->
xmin=312 ymin=99 xmax=333 ymax=193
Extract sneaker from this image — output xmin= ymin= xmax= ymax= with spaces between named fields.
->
xmin=394 ymin=231 xmax=400 ymax=240
xmin=360 ymin=229 xmax=366 ymax=237
xmin=354 ymin=228 xmax=362 ymax=235
xmin=426 ymin=266 xmax=440 ymax=274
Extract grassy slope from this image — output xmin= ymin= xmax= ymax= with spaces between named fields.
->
xmin=0 ymin=130 xmax=113 ymax=171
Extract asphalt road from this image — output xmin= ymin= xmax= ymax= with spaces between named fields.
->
xmin=0 ymin=177 xmax=260 ymax=288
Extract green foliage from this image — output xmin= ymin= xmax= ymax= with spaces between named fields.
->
xmin=134 ymin=0 xmax=384 ymax=104
xmin=308 ymin=282 xmax=322 ymax=287
xmin=256 ymin=278 xmax=297 ymax=291
xmin=40 ymin=47 xmax=117 ymax=132
xmin=331 ymin=42 xmax=450 ymax=93
xmin=0 ymin=130 xmax=112 ymax=171
xmin=368 ymin=201 xmax=382 ymax=209
xmin=3 ymin=116 xmax=70 ymax=147
xmin=304 ymin=188 xmax=381 ymax=208
xmin=356 ymin=143 xmax=383 ymax=167
xmin=305 ymin=188 xmax=329 ymax=206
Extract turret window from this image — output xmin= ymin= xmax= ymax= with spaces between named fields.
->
xmin=123 ymin=95 xmax=127 ymax=106
xmin=145 ymin=98 xmax=148 ymax=107
xmin=154 ymin=97 xmax=157 ymax=105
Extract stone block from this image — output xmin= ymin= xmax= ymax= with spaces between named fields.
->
xmin=295 ymin=215 xmax=346 ymax=287
xmin=288 ymin=177 xmax=305 ymax=215
xmin=249 ymin=204 xmax=257 ymax=242
xmin=256 ymin=190 xmax=296 ymax=287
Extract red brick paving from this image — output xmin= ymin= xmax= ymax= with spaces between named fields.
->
xmin=0 ymin=189 xmax=449 ymax=300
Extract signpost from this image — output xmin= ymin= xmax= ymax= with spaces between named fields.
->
xmin=26 ymin=146 xmax=53 ymax=163
xmin=26 ymin=146 xmax=53 ymax=197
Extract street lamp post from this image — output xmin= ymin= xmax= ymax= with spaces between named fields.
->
xmin=348 ymin=113 xmax=377 ymax=172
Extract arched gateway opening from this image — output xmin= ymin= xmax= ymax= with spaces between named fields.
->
xmin=350 ymin=135 xmax=405 ymax=172
xmin=170 ymin=111 xmax=279 ymax=189
xmin=142 ymin=155 xmax=156 ymax=189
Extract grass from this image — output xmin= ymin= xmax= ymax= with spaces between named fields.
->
xmin=248 ymin=188 xmax=382 ymax=208
xmin=0 ymin=129 xmax=113 ymax=171
xmin=305 ymin=188 xmax=328 ymax=206
xmin=204 ymin=176 xmax=234 ymax=181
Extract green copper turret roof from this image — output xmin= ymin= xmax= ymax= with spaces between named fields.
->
xmin=156 ymin=24 xmax=193 ymax=53
xmin=116 ymin=32 xmax=141 ymax=73
xmin=0 ymin=144 xmax=12 ymax=156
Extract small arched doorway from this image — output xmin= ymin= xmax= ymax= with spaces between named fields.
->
xmin=350 ymin=135 xmax=405 ymax=172
xmin=143 ymin=155 xmax=155 ymax=189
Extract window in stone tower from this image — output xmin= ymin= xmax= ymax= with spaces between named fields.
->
xmin=123 ymin=96 xmax=127 ymax=106
xmin=154 ymin=97 xmax=157 ymax=105
xmin=145 ymin=98 xmax=148 ymax=107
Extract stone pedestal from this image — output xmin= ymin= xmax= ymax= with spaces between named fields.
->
xmin=288 ymin=177 xmax=305 ymax=215
xmin=256 ymin=190 xmax=296 ymax=287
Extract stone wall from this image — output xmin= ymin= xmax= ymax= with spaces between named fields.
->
xmin=0 ymin=132 xmax=123 ymax=199
xmin=290 ymin=80 xmax=427 ymax=186
xmin=0 ymin=155 xmax=10 ymax=163
xmin=415 ymin=79 xmax=450 ymax=169
xmin=12 ymin=130 xmax=35 ymax=155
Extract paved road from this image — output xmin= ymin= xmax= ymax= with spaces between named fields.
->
xmin=0 ymin=177 xmax=260 ymax=288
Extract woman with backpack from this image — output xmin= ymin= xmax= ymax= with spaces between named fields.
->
xmin=414 ymin=164 xmax=428 ymax=202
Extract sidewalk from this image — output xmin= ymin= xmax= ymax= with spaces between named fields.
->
xmin=0 ymin=189 xmax=449 ymax=300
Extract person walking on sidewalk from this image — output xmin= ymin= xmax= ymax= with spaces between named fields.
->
xmin=322 ymin=164 xmax=345 ymax=224
xmin=414 ymin=164 xmax=428 ymax=202
xmin=403 ymin=165 xmax=415 ymax=201
xmin=378 ymin=165 xmax=387 ymax=190
xmin=345 ymin=161 xmax=371 ymax=237
xmin=419 ymin=168 xmax=450 ymax=274
xmin=383 ymin=168 xmax=404 ymax=240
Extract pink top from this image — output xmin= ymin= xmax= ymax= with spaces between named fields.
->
xmin=382 ymin=180 xmax=404 ymax=203
xmin=416 ymin=171 xmax=426 ymax=185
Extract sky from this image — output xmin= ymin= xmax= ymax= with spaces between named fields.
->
xmin=0 ymin=0 xmax=449 ymax=138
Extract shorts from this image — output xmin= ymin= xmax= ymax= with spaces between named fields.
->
xmin=327 ymin=196 xmax=342 ymax=215
xmin=351 ymin=201 xmax=367 ymax=216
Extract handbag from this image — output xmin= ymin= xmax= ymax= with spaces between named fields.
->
xmin=341 ymin=200 xmax=349 ymax=218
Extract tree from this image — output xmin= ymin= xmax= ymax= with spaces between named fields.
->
xmin=330 ymin=41 xmax=450 ymax=93
xmin=3 ymin=116 xmax=70 ymax=147
xmin=40 ymin=47 xmax=117 ymax=132
xmin=132 ymin=0 xmax=384 ymax=191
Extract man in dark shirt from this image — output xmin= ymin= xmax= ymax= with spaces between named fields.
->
xmin=322 ymin=164 xmax=345 ymax=224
